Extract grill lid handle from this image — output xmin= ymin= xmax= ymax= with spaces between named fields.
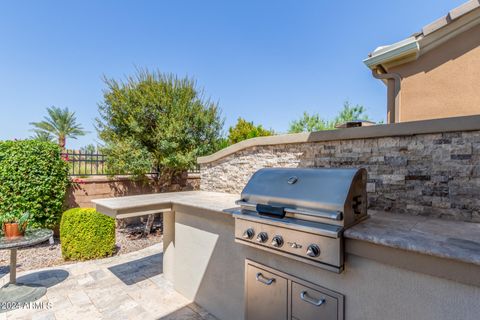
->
xmin=256 ymin=204 xmax=286 ymax=219
xmin=236 ymin=200 xmax=343 ymax=221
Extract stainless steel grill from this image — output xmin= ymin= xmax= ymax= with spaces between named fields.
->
xmin=234 ymin=167 xmax=367 ymax=273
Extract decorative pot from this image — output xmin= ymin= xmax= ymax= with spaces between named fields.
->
xmin=2 ymin=222 xmax=25 ymax=239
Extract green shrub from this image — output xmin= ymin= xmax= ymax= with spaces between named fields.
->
xmin=97 ymin=69 xmax=224 ymax=176
xmin=0 ymin=140 xmax=70 ymax=229
xmin=60 ymin=208 xmax=116 ymax=260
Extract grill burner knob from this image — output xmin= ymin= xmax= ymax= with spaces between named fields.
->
xmin=306 ymin=244 xmax=320 ymax=257
xmin=271 ymin=235 xmax=284 ymax=247
xmin=256 ymin=232 xmax=268 ymax=243
xmin=243 ymin=228 xmax=255 ymax=240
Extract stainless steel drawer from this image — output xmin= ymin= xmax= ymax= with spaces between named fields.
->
xmin=246 ymin=264 xmax=288 ymax=320
xmin=292 ymin=282 xmax=340 ymax=320
xmin=245 ymin=260 xmax=344 ymax=320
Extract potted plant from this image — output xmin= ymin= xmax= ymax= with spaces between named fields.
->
xmin=1 ymin=211 xmax=31 ymax=239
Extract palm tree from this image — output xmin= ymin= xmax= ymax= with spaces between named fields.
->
xmin=30 ymin=106 xmax=87 ymax=149
xmin=30 ymin=131 xmax=55 ymax=142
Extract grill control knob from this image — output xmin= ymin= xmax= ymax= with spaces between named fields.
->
xmin=306 ymin=244 xmax=320 ymax=257
xmin=271 ymin=235 xmax=284 ymax=248
xmin=242 ymin=228 xmax=255 ymax=240
xmin=256 ymin=232 xmax=268 ymax=243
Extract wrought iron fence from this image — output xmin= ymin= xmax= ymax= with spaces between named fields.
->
xmin=62 ymin=150 xmax=201 ymax=176
xmin=62 ymin=150 xmax=106 ymax=176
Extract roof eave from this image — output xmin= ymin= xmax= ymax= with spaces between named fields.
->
xmin=363 ymin=1 xmax=480 ymax=71
xmin=363 ymin=37 xmax=420 ymax=70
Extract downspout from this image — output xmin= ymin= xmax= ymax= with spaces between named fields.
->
xmin=372 ymin=68 xmax=401 ymax=123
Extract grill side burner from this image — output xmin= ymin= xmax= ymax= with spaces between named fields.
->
xmin=234 ymin=167 xmax=367 ymax=273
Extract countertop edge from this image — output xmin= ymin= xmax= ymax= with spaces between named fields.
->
xmin=344 ymin=230 xmax=480 ymax=267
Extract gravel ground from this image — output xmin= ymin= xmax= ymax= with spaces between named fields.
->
xmin=0 ymin=222 xmax=163 ymax=276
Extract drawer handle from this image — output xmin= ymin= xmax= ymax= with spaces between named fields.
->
xmin=256 ymin=272 xmax=275 ymax=285
xmin=300 ymin=291 xmax=326 ymax=306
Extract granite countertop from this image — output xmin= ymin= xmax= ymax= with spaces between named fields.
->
xmin=94 ymin=191 xmax=480 ymax=267
xmin=344 ymin=210 xmax=480 ymax=266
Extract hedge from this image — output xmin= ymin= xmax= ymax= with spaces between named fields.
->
xmin=0 ymin=140 xmax=70 ymax=229
xmin=60 ymin=208 xmax=116 ymax=260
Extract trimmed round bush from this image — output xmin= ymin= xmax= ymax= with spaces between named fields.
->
xmin=60 ymin=208 xmax=116 ymax=260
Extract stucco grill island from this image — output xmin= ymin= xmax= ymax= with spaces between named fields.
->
xmin=92 ymin=114 xmax=480 ymax=320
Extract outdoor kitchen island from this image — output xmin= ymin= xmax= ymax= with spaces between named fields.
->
xmin=93 ymin=190 xmax=480 ymax=320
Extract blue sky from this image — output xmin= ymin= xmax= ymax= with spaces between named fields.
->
xmin=0 ymin=0 xmax=465 ymax=149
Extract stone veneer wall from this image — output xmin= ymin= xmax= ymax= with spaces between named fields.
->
xmin=200 ymin=130 xmax=480 ymax=222
xmin=66 ymin=173 xmax=200 ymax=208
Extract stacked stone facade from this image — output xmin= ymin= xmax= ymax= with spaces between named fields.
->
xmin=200 ymin=131 xmax=480 ymax=222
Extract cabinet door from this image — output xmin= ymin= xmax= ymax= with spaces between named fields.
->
xmin=246 ymin=265 xmax=288 ymax=320
xmin=291 ymin=282 xmax=339 ymax=320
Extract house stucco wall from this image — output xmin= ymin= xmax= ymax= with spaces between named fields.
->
xmin=390 ymin=23 xmax=480 ymax=122
xmin=199 ymin=117 xmax=480 ymax=222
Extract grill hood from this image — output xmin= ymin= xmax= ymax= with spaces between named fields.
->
xmin=236 ymin=168 xmax=367 ymax=226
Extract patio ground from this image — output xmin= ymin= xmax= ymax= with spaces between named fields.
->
xmin=0 ymin=243 xmax=217 ymax=320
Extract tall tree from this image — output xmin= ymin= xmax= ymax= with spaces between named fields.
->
xmin=228 ymin=118 xmax=274 ymax=144
xmin=288 ymin=112 xmax=330 ymax=133
xmin=96 ymin=69 xmax=224 ymax=175
xmin=333 ymin=101 xmax=369 ymax=126
xmin=30 ymin=106 xmax=87 ymax=149
xmin=288 ymin=101 xmax=370 ymax=133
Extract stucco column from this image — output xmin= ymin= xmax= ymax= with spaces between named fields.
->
xmin=162 ymin=210 xmax=175 ymax=282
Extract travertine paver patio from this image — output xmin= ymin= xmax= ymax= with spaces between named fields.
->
xmin=0 ymin=243 xmax=217 ymax=320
